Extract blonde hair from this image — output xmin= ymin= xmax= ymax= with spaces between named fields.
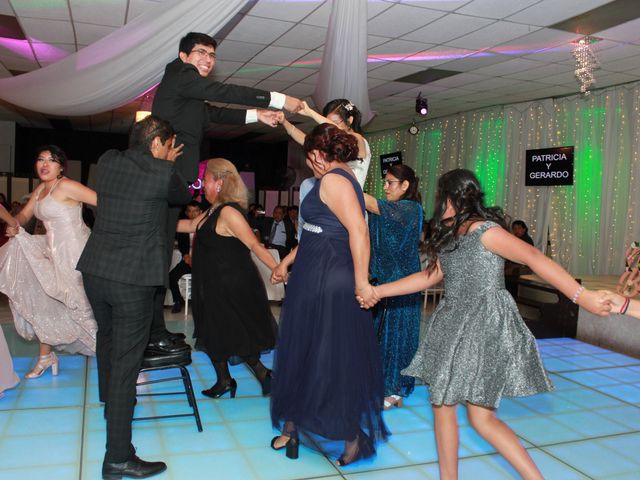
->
xmin=206 ymin=158 xmax=248 ymax=209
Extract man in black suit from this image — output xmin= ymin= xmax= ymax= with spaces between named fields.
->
xmin=263 ymin=205 xmax=297 ymax=260
xmin=148 ymin=32 xmax=303 ymax=353
xmin=77 ymin=116 xmax=191 ymax=479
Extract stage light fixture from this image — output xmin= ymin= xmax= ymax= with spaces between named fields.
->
xmin=415 ymin=93 xmax=428 ymax=116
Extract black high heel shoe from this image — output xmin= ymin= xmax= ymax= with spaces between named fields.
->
xmin=259 ymin=370 xmax=272 ymax=396
xmin=202 ymin=378 xmax=237 ymax=399
xmin=270 ymin=431 xmax=299 ymax=459
xmin=336 ymin=432 xmax=374 ymax=466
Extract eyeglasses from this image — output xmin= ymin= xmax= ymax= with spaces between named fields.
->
xmin=383 ymin=180 xmax=402 ymax=187
xmin=191 ymin=48 xmax=216 ymax=60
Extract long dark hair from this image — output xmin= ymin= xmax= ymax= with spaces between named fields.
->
xmin=322 ymin=99 xmax=363 ymax=134
xmin=387 ymin=164 xmax=421 ymax=203
xmin=425 ymin=169 xmax=506 ymax=273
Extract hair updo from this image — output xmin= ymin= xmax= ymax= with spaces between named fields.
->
xmin=303 ymin=123 xmax=359 ymax=164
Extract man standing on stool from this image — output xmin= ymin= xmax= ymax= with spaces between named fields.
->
xmin=78 ymin=116 xmax=191 ymax=479
xmin=148 ymin=31 xmax=303 ymax=357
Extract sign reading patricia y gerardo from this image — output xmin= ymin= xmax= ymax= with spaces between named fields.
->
xmin=525 ymin=146 xmax=574 ymax=186
xmin=380 ymin=151 xmax=403 ymax=178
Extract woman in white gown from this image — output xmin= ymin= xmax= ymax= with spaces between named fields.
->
xmin=0 ymin=145 xmax=98 ymax=378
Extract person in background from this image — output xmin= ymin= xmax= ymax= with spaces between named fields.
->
xmin=263 ymin=205 xmax=297 ymax=260
xmin=363 ymin=164 xmax=423 ymax=410
xmin=511 ymin=220 xmax=534 ymax=246
xmin=169 ymin=200 xmax=202 ymax=313
xmin=360 ymin=169 xmax=612 ymax=480
xmin=0 ymin=145 xmax=97 ymax=378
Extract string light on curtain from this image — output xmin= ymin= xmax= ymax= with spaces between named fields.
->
xmin=572 ymin=36 xmax=600 ymax=95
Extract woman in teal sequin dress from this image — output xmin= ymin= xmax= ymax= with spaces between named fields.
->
xmin=364 ymin=165 xmax=423 ymax=409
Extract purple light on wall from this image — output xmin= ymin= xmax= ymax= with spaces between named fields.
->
xmin=0 ymin=37 xmax=71 ymax=63
xmin=0 ymin=37 xmax=33 ymax=59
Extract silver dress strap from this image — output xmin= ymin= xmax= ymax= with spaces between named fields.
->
xmin=302 ymin=223 xmax=323 ymax=234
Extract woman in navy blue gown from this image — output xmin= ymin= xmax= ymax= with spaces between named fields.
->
xmin=270 ymin=124 xmax=387 ymax=465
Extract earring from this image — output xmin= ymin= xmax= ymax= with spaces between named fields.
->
xmin=216 ymin=185 xmax=221 ymax=193
xmin=57 ymin=170 xmax=63 ymax=179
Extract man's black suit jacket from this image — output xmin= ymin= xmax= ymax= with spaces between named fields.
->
xmin=152 ymin=58 xmax=272 ymax=183
xmin=77 ymin=146 xmax=191 ymax=287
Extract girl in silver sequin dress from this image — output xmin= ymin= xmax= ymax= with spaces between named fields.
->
xmin=361 ymin=169 xmax=612 ymax=480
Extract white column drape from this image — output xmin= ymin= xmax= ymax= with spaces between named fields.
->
xmin=312 ymin=0 xmax=372 ymax=124
xmin=0 ymin=0 xmax=248 ymax=115
xmin=365 ymin=81 xmax=640 ymax=276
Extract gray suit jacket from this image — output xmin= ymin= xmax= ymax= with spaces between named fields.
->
xmin=77 ymin=146 xmax=191 ymax=287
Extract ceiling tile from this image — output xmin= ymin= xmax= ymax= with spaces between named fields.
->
xmin=597 ymin=42 xmax=640 ymax=63
xmin=210 ymin=59 xmax=245 ymax=79
xmin=368 ymin=81 xmax=414 ymax=99
xmin=251 ymin=45 xmax=309 ymax=65
xmin=226 ymin=16 xmax=294 ymax=44
xmin=600 ymin=55 xmax=640 ymax=73
xmin=267 ymin=66 xmax=317 ymax=83
xmin=300 ymin=1 xmax=331 ymax=27
xmin=368 ymin=3 xmax=446 ymax=38
xmin=597 ymin=17 xmax=640 ymax=44
xmin=403 ymin=13 xmax=494 ymax=44
xmin=125 ymin=0 xmax=162 ymax=23
xmin=506 ymin=0 xmax=614 ymax=27
xmin=456 ymin=0 xmax=541 ymax=19
xmin=428 ymin=72 xmax=490 ymax=89
xmin=248 ymin=0 xmax=322 ymax=22
xmin=368 ymin=61 xmax=429 ymax=81
xmin=277 ymin=82 xmax=315 ymax=97
xmin=0 ymin=1 xmax=13 ymax=16
xmin=438 ymin=52 xmax=512 ymax=72
xmin=32 ymin=42 xmax=75 ymax=65
xmin=471 ymin=57 xmax=544 ymax=76
xmin=75 ymin=23 xmax=117 ymax=45
xmin=369 ymin=38 xmax=435 ymax=60
xmin=505 ymin=62 xmax=574 ymax=81
xmin=596 ymin=70 xmax=640 ymax=86
xmin=20 ymin=17 xmax=74 ymax=43
xmin=70 ymin=0 xmax=127 ymax=27
xmin=232 ymin=62 xmax=283 ymax=79
xmin=397 ymin=1 xmax=470 ymax=12
xmin=11 ymin=0 xmax=69 ymax=20
xmin=216 ymin=40 xmax=266 ymax=63
xmin=446 ymin=21 xmax=538 ymax=50
xmin=273 ymin=23 xmax=326 ymax=50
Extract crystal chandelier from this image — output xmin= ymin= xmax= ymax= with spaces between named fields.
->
xmin=572 ymin=36 xmax=600 ymax=95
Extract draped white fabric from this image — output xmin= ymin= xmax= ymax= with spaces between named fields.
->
xmin=365 ymin=81 xmax=640 ymax=276
xmin=312 ymin=0 xmax=373 ymax=124
xmin=0 ymin=0 xmax=248 ymax=115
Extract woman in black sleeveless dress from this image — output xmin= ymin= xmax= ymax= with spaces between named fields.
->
xmin=177 ymin=158 xmax=276 ymax=398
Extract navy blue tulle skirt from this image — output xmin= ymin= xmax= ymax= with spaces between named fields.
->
xmin=270 ymin=224 xmax=388 ymax=446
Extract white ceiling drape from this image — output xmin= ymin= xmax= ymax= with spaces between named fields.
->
xmin=312 ymin=0 xmax=373 ymax=125
xmin=0 ymin=0 xmax=248 ymax=116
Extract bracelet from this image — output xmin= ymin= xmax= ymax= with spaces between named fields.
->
xmin=571 ymin=286 xmax=584 ymax=304
xmin=620 ymin=297 xmax=630 ymax=315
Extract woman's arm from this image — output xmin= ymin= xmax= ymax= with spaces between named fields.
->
xmin=220 ymin=206 xmax=278 ymax=270
xmin=603 ymin=292 xmax=640 ymax=319
xmin=176 ymin=211 xmax=207 ymax=234
xmin=363 ymin=192 xmax=380 ymax=215
xmin=0 ymin=204 xmax=17 ymax=226
xmin=14 ymin=185 xmax=43 ymax=226
xmin=282 ymin=119 xmax=306 ymax=146
xmin=56 ymin=178 xmax=97 ymax=206
xmin=375 ymin=264 xmax=444 ymax=299
xmin=320 ymin=172 xmax=374 ymax=303
xmin=271 ymin=246 xmax=298 ymax=284
xmin=299 ymin=102 xmax=367 ymax=158
xmin=481 ymin=225 xmax=610 ymax=316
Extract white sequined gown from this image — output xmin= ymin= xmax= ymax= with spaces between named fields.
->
xmin=0 ymin=192 xmax=97 ymax=355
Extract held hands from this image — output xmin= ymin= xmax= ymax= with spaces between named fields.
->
xmin=355 ymin=284 xmax=380 ymax=309
xmin=5 ymin=224 xmax=20 ymax=237
xmin=257 ymin=109 xmax=283 ymax=128
xmin=577 ymin=289 xmax=613 ymax=317
xmin=271 ymin=262 xmax=289 ymax=285
xmin=298 ymin=100 xmax=313 ymax=117
xmin=283 ymin=95 xmax=303 ymax=114
xmin=601 ymin=290 xmax=628 ymax=313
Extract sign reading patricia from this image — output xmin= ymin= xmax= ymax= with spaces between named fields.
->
xmin=525 ymin=146 xmax=574 ymax=186
xmin=380 ymin=151 xmax=403 ymax=178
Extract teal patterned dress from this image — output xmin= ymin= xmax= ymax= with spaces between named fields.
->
xmin=369 ymin=199 xmax=423 ymax=397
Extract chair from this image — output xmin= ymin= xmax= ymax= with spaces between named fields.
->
xmin=424 ymin=281 xmax=444 ymax=309
xmin=133 ymin=354 xmax=203 ymax=432
xmin=178 ymin=273 xmax=192 ymax=319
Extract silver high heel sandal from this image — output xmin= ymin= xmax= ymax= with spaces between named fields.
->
xmin=25 ymin=352 xmax=59 ymax=379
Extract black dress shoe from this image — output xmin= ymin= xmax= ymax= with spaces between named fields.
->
xmin=144 ymin=337 xmax=190 ymax=357
xmin=102 ymin=455 xmax=166 ymax=479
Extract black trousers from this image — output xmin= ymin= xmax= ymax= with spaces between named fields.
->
xmin=83 ymin=273 xmax=156 ymax=463
xmin=169 ymin=260 xmax=191 ymax=304
xmin=150 ymin=206 xmax=182 ymax=342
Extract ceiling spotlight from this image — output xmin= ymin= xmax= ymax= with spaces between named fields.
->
xmin=415 ymin=92 xmax=428 ymax=116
